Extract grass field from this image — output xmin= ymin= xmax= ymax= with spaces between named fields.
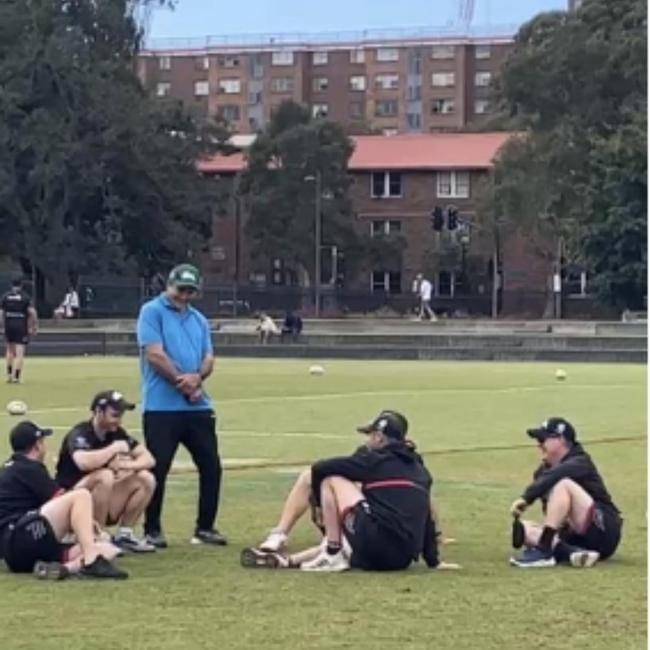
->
xmin=0 ymin=357 xmax=646 ymax=650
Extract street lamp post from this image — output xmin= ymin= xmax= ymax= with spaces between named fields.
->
xmin=304 ymin=171 xmax=322 ymax=318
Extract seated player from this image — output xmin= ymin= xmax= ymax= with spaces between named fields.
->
xmin=509 ymin=417 xmax=623 ymax=568
xmin=0 ymin=421 xmax=127 ymax=580
xmin=244 ymin=411 xmax=459 ymax=572
xmin=55 ymin=390 xmax=156 ymax=553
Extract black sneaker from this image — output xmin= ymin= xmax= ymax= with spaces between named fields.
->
xmin=240 ymin=547 xmax=290 ymax=569
xmin=144 ymin=531 xmax=168 ymax=549
xmin=191 ymin=529 xmax=228 ymax=546
xmin=34 ymin=561 xmax=70 ymax=581
xmin=79 ymin=555 xmax=129 ymax=580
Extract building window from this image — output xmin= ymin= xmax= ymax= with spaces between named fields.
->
xmin=220 ymin=54 xmax=240 ymax=68
xmin=196 ymin=56 xmax=209 ymax=70
xmin=437 ymin=171 xmax=470 ymax=198
xmin=156 ymin=82 xmax=171 ymax=97
xmin=407 ymin=85 xmax=422 ymax=101
xmin=475 ymin=44 xmax=491 ymax=59
xmin=249 ymin=90 xmax=263 ymax=104
xmin=432 ymin=44 xmax=455 ymax=59
xmin=375 ymin=99 xmax=398 ymax=117
xmin=350 ymin=49 xmax=365 ymax=64
xmin=271 ymin=77 xmax=294 ymax=93
xmin=312 ymin=51 xmax=328 ymax=65
xmin=371 ymin=271 xmax=402 ymax=294
xmin=312 ymin=103 xmax=328 ymax=118
xmin=376 ymin=47 xmax=399 ymax=62
xmin=350 ymin=101 xmax=364 ymax=118
xmin=159 ymin=56 xmax=171 ymax=71
xmin=407 ymin=112 xmax=422 ymax=129
xmin=475 ymin=72 xmax=492 ymax=87
xmin=437 ymin=271 xmax=455 ymax=297
xmin=371 ymin=220 xmax=402 ymax=237
xmin=375 ymin=74 xmax=400 ymax=90
xmin=218 ymin=78 xmax=241 ymax=94
xmin=432 ymin=72 xmax=455 ymax=87
xmin=312 ymin=77 xmax=329 ymax=92
xmin=371 ymin=172 xmax=402 ymax=198
xmin=194 ymin=81 xmax=209 ymax=96
xmin=218 ymin=104 xmax=241 ymax=122
xmin=350 ymin=75 xmax=366 ymax=91
xmin=272 ymin=50 xmax=294 ymax=66
xmin=431 ymin=98 xmax=455 ymax=114
xmin=474 ymin=99 xmax=490 ymax=114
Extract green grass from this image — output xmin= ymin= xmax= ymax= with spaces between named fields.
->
xmin=0 ymin=357 xmax=645 ymax=650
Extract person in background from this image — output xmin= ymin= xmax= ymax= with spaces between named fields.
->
xmin=257 ymin=313 xmax=280 ymax=344
xmin=281 ymin=311 xmax=303 ymax=343
xmin=415 ymin=273 xmax=437 ymax=322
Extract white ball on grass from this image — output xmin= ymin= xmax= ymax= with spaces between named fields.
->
xmin=7 ymin=400 xmax=28 ymax=416
xmin=555 ymin=369 xmax=567 ymax=381
xmin=309 ymin=365 xmax=325 ymax=376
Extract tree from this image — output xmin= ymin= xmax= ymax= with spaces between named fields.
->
xmin=0 ymin=0 xmax=228 ymax=304
xmin=240 ymin=101 xmax=384 ymax=287
xmin=488 ymin=0 xmax=646 ymax=308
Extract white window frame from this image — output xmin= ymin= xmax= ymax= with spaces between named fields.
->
xmin=371 ymin=171 xmax=402 ymax=199
xmin=475 ymin=44 xmax=491 ymax=59
xmin=376 ymin=47 xmax=399 ymax=62
xmin=350 ymin=49 xmax=365 ymax=64
xmin=272 ymin=50 xmax=294 ymax=66
xmin=432 ymin=98 xmax=455 ymax=114
xmin=432 ymin=44 xmax=455 ymax=59
xmin=370 ymin=220 xmax=401 ymax=237
xmin=475 ymin=72 xmax=492 ymax=87
xmin=474 ymin=99 xmax=490 ymax=114
xmin=194 ymin=81 xmax=209 ymax=97
xmin=312 ymin=51 xmax=328 ymax=65
xmin=159 ymin=56 xmax=171 ymax=71
xmin=349 ymin=75 xmax=366 ymax=91
xmin=432 ymin=72 xmax=455 ymax=87
xmin=436 ymin=171 xmax=470 ymax=199
xmin=375 ymin=99 xmax=398 ymax=117
xmin=312 ymin=77 xmax=329 ymax=92
xmin=435 ymin=271 xmax=457 ymax=297
xmin=219 ymin=105 xmax=241 ymax=122
xmin=370 ymin=271 xmax=401 ymax=294
xmin=375 ymin=74 xmax=400 ymax=90
xmin=222 ymin=54 xmax=240 ymax=68
xmin=312 ymin=103 xmax=329 ymax=118
xmin=197 ymin=56 xmax=209 ymax=70
xmin=218 ymin=78 xmax=241 ymax=94
xmin=156 ymin=82 xmax=171 ymax=97
xmin=271 ymin=77 xmax=294 ymax=93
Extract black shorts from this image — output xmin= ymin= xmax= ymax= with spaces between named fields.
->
xmin=4 ymin=324 xmax=28 ymax=345
xmin=342 ymin=501 xmax=412 ymax=571
xmin=560 ymin=504 xmax=623 ymax=560
xmin=3 ymin=512 xmax=63 ymax=573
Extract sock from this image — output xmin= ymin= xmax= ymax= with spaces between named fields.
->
xmin=6 ymin=365 xmax=11 ymax=376
xmin=326 ymin=541 xmax=341 ymax=556
xmin=14 ymin=369 xmax=21 ymax=381
xmin=537 ymin=526 xmax=557 ymax=554
xmin=553 ymin=540 xmax=577 ymax=563
xmin=117 ymin=526 xmax=133 ymax=538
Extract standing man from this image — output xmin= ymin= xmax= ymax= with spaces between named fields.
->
xmin=137 ymin=264 xmax=226 ymax=548
xmin=415 ymin=273 xmax=437 ymax=322
xmin=0 ymin=278 xmax=38 ymax=383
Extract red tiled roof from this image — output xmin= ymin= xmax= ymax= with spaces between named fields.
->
xmin=197 ymin=132 xmax=512 ymax=174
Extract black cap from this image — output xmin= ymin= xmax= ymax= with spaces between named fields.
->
xmin=90 ymin=390 xmax=136 ymax=413
xmin=527 ymin=418 xmax=577 ymax=444
xmin=10 ymin=421 xmax=53 ymax=452
xmin=357 ymin=410 xmax=408 ymax=441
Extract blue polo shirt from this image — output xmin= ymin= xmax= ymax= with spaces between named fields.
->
xmin=137 ymin=295 xmax=214 ymax=412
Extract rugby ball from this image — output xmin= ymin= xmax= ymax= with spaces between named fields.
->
xmin=7 ymin=400 xmax=28 ymax=416
xmin=555 ymin=369 xmax=567 ymax=381
xmin=309 ymin=365 xmax=325 ymax=376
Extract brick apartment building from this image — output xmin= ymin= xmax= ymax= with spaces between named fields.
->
xmin=138 ymin=27 xmax=514 ymax=135
xmin=196 ymin=132 xmax=562 ymax=317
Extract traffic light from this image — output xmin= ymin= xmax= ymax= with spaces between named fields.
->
xmin=447 ymin=207 xmax=458 ymax=230
xmin=432 ymin=206 xmax=444 ymax=232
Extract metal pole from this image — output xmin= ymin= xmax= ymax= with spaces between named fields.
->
xmin=233 ymin=175 xmax=241 ymax=318
xmin=315 ymin=170 xmax=322 ymax=318
xmin=491 ymin=238 xmax=499 ymax=319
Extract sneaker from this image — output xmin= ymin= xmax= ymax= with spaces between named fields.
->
xmin=301 ymin=550 xmax=350 ymax=572
xmin=512 ymin=519 xmax=526 ymax=549
xmin=191 ymin=529 xmax=228 ymax=546
xmin=240 ymin=547 xmax=290 ymax=569
xmin=509 ymin=547 xmax=556 ymax=568
xmin=144 ymin=531 xmax=168 ymax=549
xmin=34 ymin=561 xmax=70 ymax=581
xmin=570 ymin=549 xmax=600 ymax=568
xmin=112 ymin=529 xmax=156 ymax=554
xmin=79 ymin=555 xmax=128 ymax=580
xmin=259 ymin=529 xmax=288 ymax=552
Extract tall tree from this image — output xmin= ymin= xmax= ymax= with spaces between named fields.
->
xmin=489 ymin=0 xmax=647 ymax=308
xmin=0 ymin=0 xmax=228 ymax=304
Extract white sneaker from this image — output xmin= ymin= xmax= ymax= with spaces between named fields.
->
xmin=300 ymin=550 xmax=349 ymax=572
xmin=570 ymin=550 xmax=600 ymax=568
xmin=112 ymin=529 xmax=157 ymax=553
xmin=259 ymin=529 xmax=288 ymax=552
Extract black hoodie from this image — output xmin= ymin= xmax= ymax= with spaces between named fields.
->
xmin=311 ymin=441 xmax=439 ymax=567
xmin=523 ymin=443 xmax=620 ymax=516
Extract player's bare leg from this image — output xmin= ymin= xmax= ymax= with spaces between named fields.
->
xmin=11 ymin=343 xmax=25 ymax=383
xmin=5 ymin=343 xmax=15 ymax=382
xmin=75 ymin=468 xmax=114 ymax=527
